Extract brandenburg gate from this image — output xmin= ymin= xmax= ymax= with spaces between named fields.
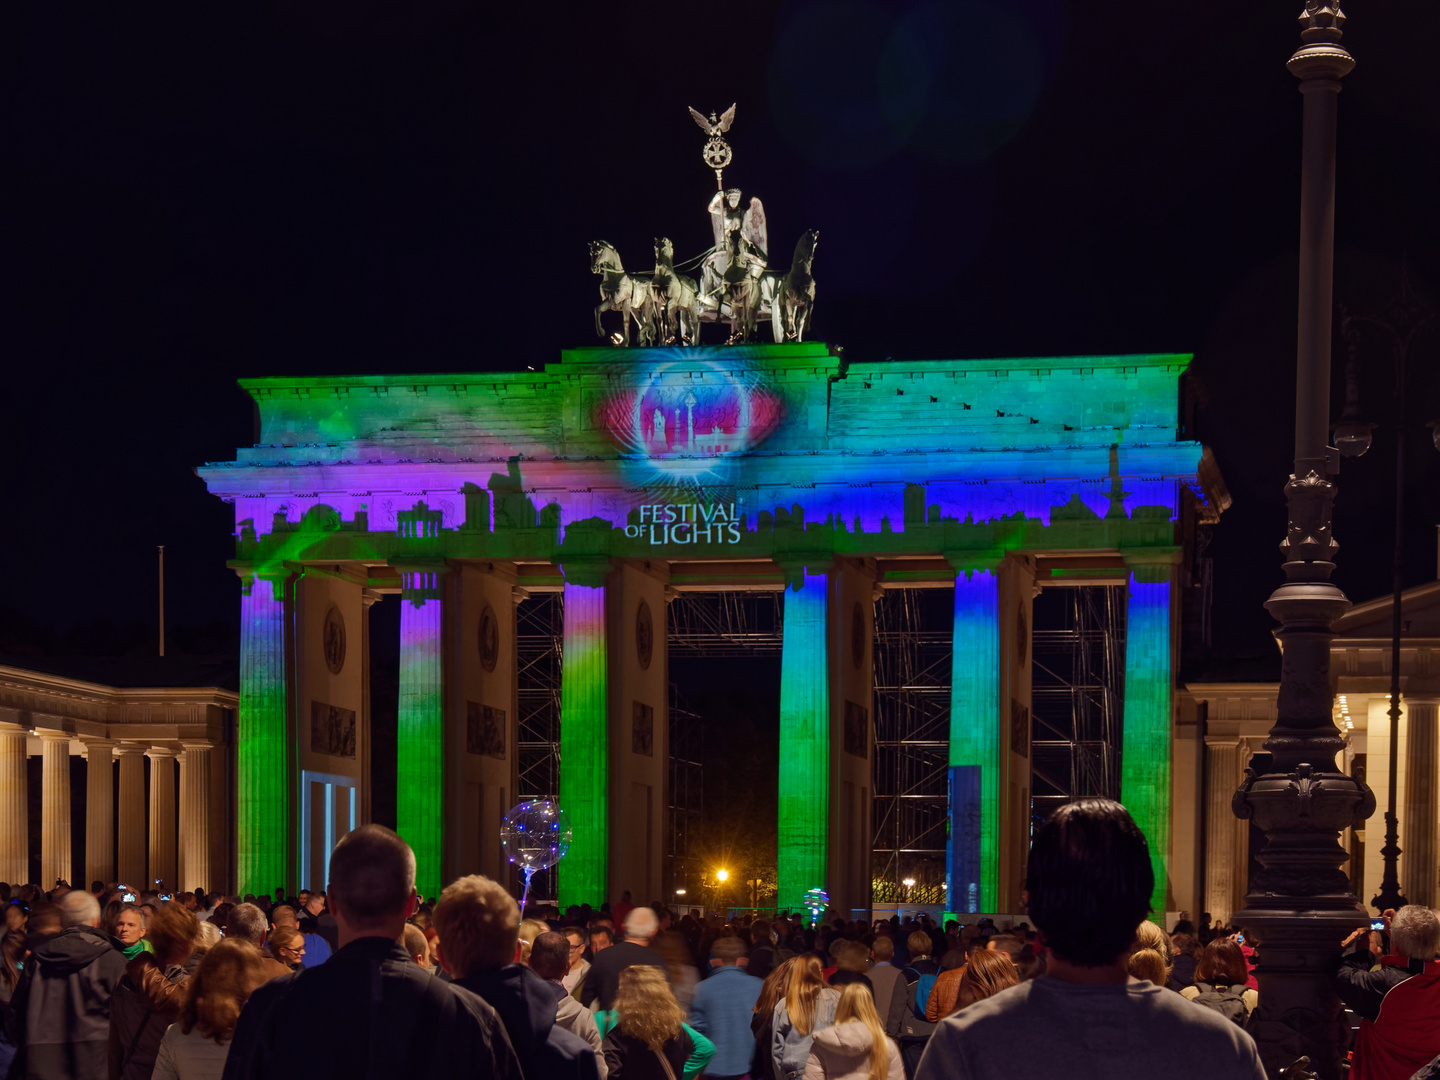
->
xmin=199 ymin=342 xmax=1216 ymax=915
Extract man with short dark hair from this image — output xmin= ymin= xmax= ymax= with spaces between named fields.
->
xmin=530 ymin=931 xmax=605 ymax=1072
xmin=561 ymin=926 xmax=590 ymax=994
xmin=433 ymin=875 xmax=598 ymax=1080
xmin=222 ymin=825 xmax=520 ymax=1080
xmin=687 ymin=936 xmax=760 ymax=1080
xmin=6 ymin=891 xmax=128 ymax=1080
xmin=868 ymin=935 xmax=907 ymax=1035
xmin=916 ymin=799 xmax=1265 ymax=1080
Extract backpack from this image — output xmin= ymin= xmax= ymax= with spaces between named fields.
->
xmin=1189 ymin=981 xmax=1249 ymax=1026
xmin=903 ymin=967 xmax=939 ymax=1023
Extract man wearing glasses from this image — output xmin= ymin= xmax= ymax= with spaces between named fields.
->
xmin=561 ymin=926 xmax=590 ymax=994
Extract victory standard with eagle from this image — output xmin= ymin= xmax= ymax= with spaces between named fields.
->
xmin=590 ymin=104 xmax=819 ymax=347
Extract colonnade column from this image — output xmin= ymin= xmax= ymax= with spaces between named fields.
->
xmin=1119 ymin=552 xmax=1179 ymax=920
xmin=39 ymin=732 xmax=72 ymax=889
xmin=1203 ymin=738 xmax=1242 ymax=924
xmin=116 ymin=744 xmax=147 ymax=886
xmin=396 ymin=563 xmax=448 ymax=900
xmin=237 ymin=569 xmax=293 ymax=897
xmin=0 ymin=723 xmax=27 ymax=884
xmin=82 ymin=738 xmax=116 ymax=886
xmin=1402 ymin=699 xmax=1438 ymax=907
xmin=945 ymin=558 xmax=1000 ymax=915
xmin=179 ymin=741 xmax=213 ymax=893
xmin=778 ymin=566 xmax=830 ymax=913
xmin=147 ymin=747 xmax=178 ymax=891
xmin=557 ymin=562 xmax=610 ymax=909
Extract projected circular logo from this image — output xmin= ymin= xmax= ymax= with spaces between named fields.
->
xmin=479 ymin=603 xmax=499 ymax=672
xmin=322 ymin=606 xmax=346 ymax=675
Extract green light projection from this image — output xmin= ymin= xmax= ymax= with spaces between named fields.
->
xmin=238 ymin=573 xmax=290 ymax=896
xmin=778 ymin=571 xmax=830 ymax=912
xmin=1119 ymin=571 xmax=1173 ymax=921
xmin=397 ymin=570 xmax=445 ymax=899
xmin=948 ymin=566 xmax=1000 ymax=913
xmin=558 ymin=582 xmax=609 ymax=908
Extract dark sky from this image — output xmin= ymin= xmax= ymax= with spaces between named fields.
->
xmin=2 ymin=0 xmax=1439 ymax=669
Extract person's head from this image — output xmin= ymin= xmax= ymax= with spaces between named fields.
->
xmin=614 ymin=964 xmax=685 ymax=1052
xmin=113 ymin=904 xmax=145 ymax=945
xmin=1171 ymin=932 xmax=1196 ymax=958
xmin=178 ymin=939 xmax=269 ymax=1043
xmin=1128 ymin=948 xmax=1168 ymax=987
xmin=193 ymin=919 xmax=222 ymax=955
xmin=1390 ymin=905 xmax=1440 ymax=960
xmin=834 ymin=981 xmax=889 ymax=1080
xmin=725 ymin=188 xmax=741 ymax=209
xmin=529 ymin=931 xmax=570 ymax=981
xmin=304 ymin=893 xmax=325 ymax=917
xmin=985 ymin=934 xmax=1024 ymax=962
xmin=956 ymin=948 xmax=1020 ymax=1011
xmin=871 ymin=936 xmax=894 ymax=964
xmin=563 ymin=926 xmax=587 ymax=969
xmin=270 ymin=904 xmax=298 ymax=929
xmin=784 ymin=954 xmax=828 ymax=1036
xmin=907 ymin=931 xmax=931 ymax=960
xmin=431 ymin=874 xmax=519 ymax=979
xmin=755 ymin=956 xmax=798 ymax=1017
xmin=589 ymin=924 xmax=613 ymax=953
xmin=833 ymin=940 xmax=870 ymax=973
xmin=401 ymin=923 xmax=431 ymax=968
xmin=652 ymin=930 xmax=694 ymax=980
xmin=1025 ymin=798 xmax=1153 ymax=967
xmin=327 ymin=825 xmax=414 ymax=941
xmin=712 ymin=936 xmax=746 ymax=967
xmin=4 ymin=901 xmax=26 ymax=933
xmin=624 ymin=906 xmax=659 ymax=945
xmin=1195 ymin=938 xmax=1249 ymax=986
xmin=147 ymin=902 xmax=200 ymax=966
xmin=58 ymin=890 xmax=101 ymax=929
xmin=517 ymin=918 xmax=548 ymax=963
xmin=268 ymin=926 xmax=305 ymax=969
xmin=225 ymin=903 xmax=269 ymax=946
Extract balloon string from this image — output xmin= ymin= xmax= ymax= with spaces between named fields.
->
xmin=519 ymin=865 xmax=535 ymax=916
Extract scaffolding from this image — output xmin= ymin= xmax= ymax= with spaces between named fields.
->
xmin=667 ymin=683 xmax=704 ymax=897
xmin=871 ymin=589 xmax=953 ymax=899
xmin=668 ymin=590 xmax=784 ymax=656
xmin=1029 ymin=586 xmax=1126 ymax=828
xmin=516 ymin=591 xmax=563 ymax=902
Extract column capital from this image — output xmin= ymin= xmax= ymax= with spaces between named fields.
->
xmin=942 ymin=551 xmax=1004 ymax=576
xmin=511 ymin=585 xmax=531 ymax=606
xmin=115 ymin=741 xmax=148 ymax=758
xmin=36 ymin=729 xmax=72 ymax=744
xmin=179 ymin=740 xmax=214 ymax=753
xmin=559 ymin=558 xmax=613 ymax=590
xmin=79 ymin=738 xmax=117 ymax=761
xmin=145 ymin=745 xmax=180 ymax=761
xmin=1204 ymin=736 xmax=1242 ymax=749
xmin=773 ymin=556 xmax=834 ymax=591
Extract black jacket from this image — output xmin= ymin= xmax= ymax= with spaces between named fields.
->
xmin=107 ymin=956 xmax=187 ymax=1080
xmin=5 ymin=925 xmax=128 ymax=1080
xmin=601 ymin=1028 xmax=692 ymax=1080
xmin=581 ymin=942 xmax=666 ymax=1012
xmin=221 ymin=936 xmax=521 ymax=1080
xmin=1336 ymin=949 xmax=1419 ymax=1021
xmin=455 ymin=965 xmax=599 ymax=1080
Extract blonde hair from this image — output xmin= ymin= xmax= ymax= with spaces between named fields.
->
xmin=835 ymin=981 xmax=890 ymax=1080
xmin=178 ymin=940 xmax=269 ymax=1044
xmin=517 ymin=918 xmax=548 ymax=962
xmin=755 ymin=956 xmax=798 ymax=1017
xmin=784 ymin=954 xmax=828 ymax=1036
xmin=956 ymin=949 xmax=1019 ymax=1010
xmin=1128 ymin=947 xmax=1168 ymax=987
xmin=432 ymin=875 xmax=520 ymax=977
xmin=614 ymin=965 xmax=685 ymax=1052
xmin=402 ymin=923 xmax=430 ymax=964
xmin=1132 ymin=920 xmax=1172 ymax=983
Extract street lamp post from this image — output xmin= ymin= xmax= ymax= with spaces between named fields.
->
xmin=1230 ymin=5 xmax=1375 ymax=1077
xmin=1338 ymin=276 xmax=1437 ymax=913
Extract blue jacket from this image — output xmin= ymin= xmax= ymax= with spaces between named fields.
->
xmin=688 ymin=965 xmax=762 ymax=1076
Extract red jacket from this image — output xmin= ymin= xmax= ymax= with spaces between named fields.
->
xmin=1351 ymin=961 xmax=1440 ymax=1080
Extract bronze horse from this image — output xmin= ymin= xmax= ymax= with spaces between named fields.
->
xmin=652 ymin=238 xmax=702 ymax=345
xmin=590 ymin=240 xmax=659 ymax=347
xmin=775 ymin=229 xmax=818 ymax=343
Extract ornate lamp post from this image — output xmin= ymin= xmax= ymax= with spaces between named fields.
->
xmin=1337 ymin=276 xmax=1437 ymax=914
xmin=1230 ymin=5 xmax=1375 ymax=1077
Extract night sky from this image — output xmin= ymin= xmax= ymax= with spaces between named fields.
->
xmin=3 ymin=0 xmax=1440 ymax=674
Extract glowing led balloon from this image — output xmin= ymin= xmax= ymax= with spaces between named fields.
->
xmin=802 ymin=887 xmax=829 ymax=927
xmin=501 ymin=799 xmax=572 ymax=913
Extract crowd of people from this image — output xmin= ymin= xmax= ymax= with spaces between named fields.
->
xmin=1 ymin=798 xmax=1437 ymax=1079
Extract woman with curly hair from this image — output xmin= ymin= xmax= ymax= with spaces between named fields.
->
xmin=599 ymin=965 xmax=715 ymax=1079
xmin=773 ymin=954 xmax=840 ymax=1079
xmin=151 ymin=939 xmax=269 ymax=1080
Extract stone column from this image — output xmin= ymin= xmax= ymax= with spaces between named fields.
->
xmin=1402 ymin=700 xmax=1438 ymax=907
xmin=778 ymin=567 xmax=830 ymax=913
xmin=396 ymin=564 xmax=448 ymax=900
xmin=147 ymin=746 xmax=178 ymax=892
xmin=238 ymin=569 xmax=293 ymax=897
xmin=1120 ymin=554 xmax=1178 ymax=919
xmin=39 ymin=732 xmax=72 ymax=888
xmin=178 ymin=741 xmax=213 ymax=893
xmin=116 ymin=744 xmax=147 ymax=887
xmin=1204 ymin=738 xmax=1242 ymax=923
xmin=557 ymin=564 xmax=610 ymax=909
xmin=82 ymin=738 xmax=116 ymax=886
xmin=945 ymin=558 xmax=1000 ymax=915
xmin=0 ymin=723 xmax=28 ymax=885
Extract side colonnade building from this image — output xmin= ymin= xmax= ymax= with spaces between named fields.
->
xmin=197 ymin=343 xmax=1226 ymax=915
